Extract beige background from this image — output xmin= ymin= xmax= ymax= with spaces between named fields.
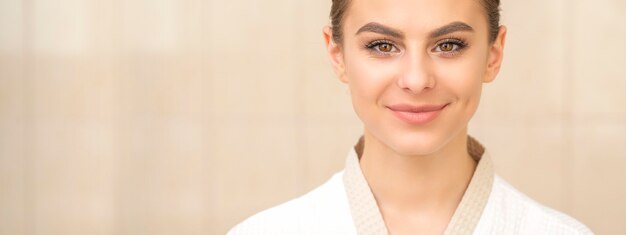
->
xmin=1 ymin=0 xmax=625 ymax=234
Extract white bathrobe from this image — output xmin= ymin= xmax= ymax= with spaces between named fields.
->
xmin=228 ymin=137 xmax=593 ymax=235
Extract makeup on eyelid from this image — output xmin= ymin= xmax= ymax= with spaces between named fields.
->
xmin=361 ymin=37 xmax=470 ymax=57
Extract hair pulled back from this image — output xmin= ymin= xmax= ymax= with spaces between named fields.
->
xmin=330 ymin=0 xmax=501 ymax=44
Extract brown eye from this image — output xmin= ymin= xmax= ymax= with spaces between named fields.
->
xmin=432 ymin=39 xmax=467 ymax=56
xmin=365 ymin=40 xmax=399 ymax=55
xmin=439 ymin=42 xmax=455 ymax=52
xmin=377 ymin=43 xmax=393 ymax=53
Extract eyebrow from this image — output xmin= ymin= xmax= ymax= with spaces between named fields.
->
xmin=355 ymin=21 xmax=474 ymax=39
xmin=429 ymin=21 xmax=474 ymax=38
xmin=355 ymin=22 xmax=404 ymax=38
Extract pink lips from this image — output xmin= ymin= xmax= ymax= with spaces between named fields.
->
xmin=387 ymin=103 xmax=448 ymax=125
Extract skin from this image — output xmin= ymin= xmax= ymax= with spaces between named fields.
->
xmin=323 ymin=0 xmax=506 ymax=234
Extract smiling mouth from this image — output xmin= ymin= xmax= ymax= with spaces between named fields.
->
xmin=386 ymin=103 xmax=449 ymax=125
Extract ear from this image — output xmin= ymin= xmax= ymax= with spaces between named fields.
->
xmin=483 ymin=26 xmax=507 ymax=83
xmin=323 ymin=25 xmax=348 ymax=83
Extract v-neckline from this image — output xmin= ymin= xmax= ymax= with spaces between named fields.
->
xmin=342 ymin=135 xmax=494 ymax=235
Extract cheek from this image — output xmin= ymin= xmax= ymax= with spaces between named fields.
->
xmin=345 ymin=54 xmax=398 ymax=113
xmin=440 ymin=63 xmax=482 ymax=97
xmin=434 ymin=53 xmax=488 ymax=115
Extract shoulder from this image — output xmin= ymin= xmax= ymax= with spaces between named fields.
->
xmin=227 ymin=172 xmax=356 ymax=235
xmin=476 ymin=175 xmax=594 ymax=234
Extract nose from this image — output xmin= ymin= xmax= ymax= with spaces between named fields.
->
xmin=396 ymin=52 xmax=436 ymax=94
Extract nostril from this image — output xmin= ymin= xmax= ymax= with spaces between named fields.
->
xmin=397 ymin=74 xmax=436 ymax=95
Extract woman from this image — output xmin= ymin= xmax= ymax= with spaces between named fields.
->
xmin=229 ymin=0 xmax=593 ymax=234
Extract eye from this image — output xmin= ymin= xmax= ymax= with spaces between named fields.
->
xmin=365 ymin=39 xmax=399 ymax=55
xmin=433 ymin=38 xmax=468 ymax=55
xmin=439 ymin=42 xmax=457 ymax=52
xmin=377 ymin=43 xmax=394 ymax=53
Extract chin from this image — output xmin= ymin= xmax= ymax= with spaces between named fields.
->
xmin=386 ymin=132 xmax=449 ymax=157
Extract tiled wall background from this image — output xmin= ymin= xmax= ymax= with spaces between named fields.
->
xmin=0 ymin=0 xmax=624 ymax=234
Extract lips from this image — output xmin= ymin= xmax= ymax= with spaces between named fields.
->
xmin=386 ymin=103 xmax=448 ymax=125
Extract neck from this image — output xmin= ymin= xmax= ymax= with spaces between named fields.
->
xmin=358 ymin=130 xmax=477 ymax=216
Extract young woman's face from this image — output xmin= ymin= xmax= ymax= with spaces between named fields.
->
xmin=325 ymin=0 xmax=505 ymax=156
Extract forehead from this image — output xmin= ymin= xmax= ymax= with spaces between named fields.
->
xmin=344 ymin=0 xmax=487 ymax=37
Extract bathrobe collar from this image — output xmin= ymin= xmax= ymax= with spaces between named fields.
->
xmin=342 ymin=135 xmax=494 ymax=234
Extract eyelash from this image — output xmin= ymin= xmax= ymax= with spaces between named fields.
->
xmin=434 ymin=38 xmax=469 ymax=56
xmin=364 ymin=38 xmax=469 ymax=57
xmin=365 ymin=39 xmax=397 ymax=56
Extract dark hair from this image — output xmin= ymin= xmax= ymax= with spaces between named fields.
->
xmin=330 ymin=0 xmax=501 ymax=45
